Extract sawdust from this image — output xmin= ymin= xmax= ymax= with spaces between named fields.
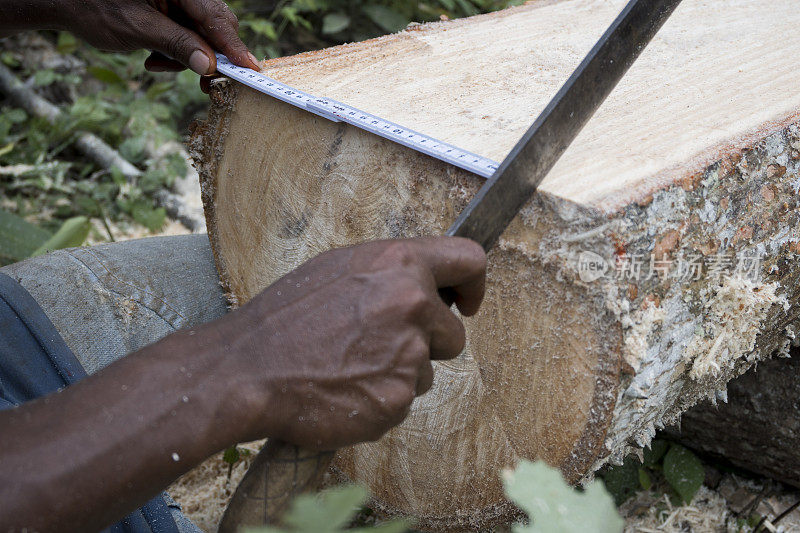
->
xmin=621 ymin=473 xmax=800 ymax=533
xmin=688 ymin=277 xmax=787 ymax=380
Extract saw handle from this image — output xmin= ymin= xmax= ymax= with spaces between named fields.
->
xmin=218 ymin=440 xmax=335 ymax=532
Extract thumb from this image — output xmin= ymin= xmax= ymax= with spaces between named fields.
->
xmin=144 ymin=12 xmax=216 ymax=75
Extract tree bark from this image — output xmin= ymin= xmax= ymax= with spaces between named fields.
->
xmin=676 ymin=345 xmax=800 ymax=489
xmin=189 ymin=0 xmax=800 ymax=528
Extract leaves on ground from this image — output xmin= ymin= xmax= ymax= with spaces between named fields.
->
xmin=663 ymin=444 xmax=704 ymax=504
xmin=31 ymin=216 xmax=90 ymax=256
xmin=601 ymin=455 xmax=641 ymax=505
xmin=0 ymin=208 xmax=52 ymax=264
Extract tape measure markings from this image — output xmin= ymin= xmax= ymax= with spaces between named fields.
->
xmin=215 ymin=53 xmax=498 ymax=178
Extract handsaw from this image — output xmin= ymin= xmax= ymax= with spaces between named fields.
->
xmin=218 ymin=0 xmax=683 ymax=529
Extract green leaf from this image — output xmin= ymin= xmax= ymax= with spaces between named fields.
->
xmin=0 ymin=51 xmax=20 ymax=68
xmin=0 ymin=209 xmax=52 ymax=264
xmin=242 ymin=483 xmax=410 ymax=533
xmin=0 ymin=142 xmax=14 ymax=157
xmin=56 ymin=32 xmax=79 ymax=55
xmin=638 ymin=468 xmax=652 ymax=491
xmin=164 ymin=153 xmax=188 ymax=180
xmin=322 ymin=13 xmax=351 ymax=34
xmin=118 ymin=135 xmax=147 ymax=164
xmin=88 ymin=66 xmax=125 ymax=86
xmin=222 ymin=446 xmax=240 ymax=466
xmin=503 ymin=460 xmax=624 ymax=533
xmin=6 ymin=108 xmax=27 ymax=124
xmin=600 ymin=456 xmax=640 ymax=505
xmin=362 ymin=5 xmax=411 ymax=33
xmin=31 ymin=216 xmax=91 ymax=256
xmin=146 ymin=81 xmax=173 ymax=100
xmin=284 ymin=484 xmax=369 ymax=531
xmin=454 ymin=0 xmax=479 ymax=16
xmin=33 ymin=70 xmax=59 ymax=87
xmin=70 ymin=97 xmax=111 ymax=126
xmin=132 ymin=205 xmax=166 ymax=233
xmin=242 ymin=18 xmax=279 ymax=40
xmin=280 ymin=6 xmax=313 ymax=30
xmin=662 ymin=444 xmax=704 ymax=504
xmin=642 ymin=439 xmax=669 ymax=468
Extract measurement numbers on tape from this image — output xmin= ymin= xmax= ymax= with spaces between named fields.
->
xmin=215 ymin=53 xmax=499 ymax=179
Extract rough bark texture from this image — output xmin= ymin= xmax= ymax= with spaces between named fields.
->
xmin=676 ymin=345 xmax=800 ymax=489
xmin=189 ymin=0 xmax=800 ymax=529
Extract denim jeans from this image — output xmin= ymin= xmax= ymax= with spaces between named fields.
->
xmin=1 ymin=234 xmax=230 ymax=532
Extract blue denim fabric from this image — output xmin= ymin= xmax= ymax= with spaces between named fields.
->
xmin=0 ymin=234 xmax=229 ymax=533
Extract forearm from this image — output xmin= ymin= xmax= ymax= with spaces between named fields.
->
xmin=0 ymin=326 xmax=263 ymax=532
xmin=0 ymin=0 xmax=67 ymax=37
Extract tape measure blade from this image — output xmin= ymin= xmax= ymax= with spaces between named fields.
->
xmin=214 ymin=53 xmax=498 ymax=179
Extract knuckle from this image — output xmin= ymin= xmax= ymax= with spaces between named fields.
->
xmin=212 ymin=5 xmax=233 ymax=23
xmin=457 ymin=237 xmax=487 ymax=264
xmin=381 ymin=387 xmax=415 ymax=420
xmin=407 ymin=334 xmax=430 ymax=362
xmin=165 ymin=31 xmax=195 ymax=57
xmin=374 ymin=240 xmax=416 ymax=269
xmin=367 ymin=277 xmax=430 ymax=322
xmin=399 ymin=286 xmax=430 ymax=317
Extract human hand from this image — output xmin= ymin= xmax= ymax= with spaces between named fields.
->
xmin=56 ymin=0 xmax=259 ymax=77
xmin=213 ymin=237 xmax=486 ymax=450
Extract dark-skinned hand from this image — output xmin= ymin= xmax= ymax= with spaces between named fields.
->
xmin=200 ymin=236 xmax=487 ymax=449
xmin=0 ymin=237 xmax=485 ymax=532
xmin=0 ymin=0 xmax=260 ymax=90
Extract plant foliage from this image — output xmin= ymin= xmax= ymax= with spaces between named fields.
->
xmin=232 ymin=0 xmax=522 ymax=60
xmin=245 ymin=484 xmax=409 ymax=533
xmin=503 ymin=460 xmax=624 ymax=533
xmin=600 ymin=439 xmax=705 ymax=506
xmin=244 ymin=460 xmax=624 ymax=533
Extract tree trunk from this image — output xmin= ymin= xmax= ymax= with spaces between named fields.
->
xmin=189 ymin=0 xmax=800 ymax=528
xmin=675 ymin=345 xmax=800 ymax=489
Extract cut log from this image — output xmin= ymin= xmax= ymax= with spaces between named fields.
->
xmin=190 ymin=0 xmax=800 ymax=529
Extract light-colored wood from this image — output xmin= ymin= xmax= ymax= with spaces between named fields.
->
xmin=257 ymin=0 xmax=800 ymax=212
xmin=190 ymin=0 xmax=800 ymax=529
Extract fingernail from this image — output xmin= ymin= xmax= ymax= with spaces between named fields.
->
xmin=189 ymin=50 xmax=212 ymax=75
xmin=247 ymin=52 xmax=260 ymax=69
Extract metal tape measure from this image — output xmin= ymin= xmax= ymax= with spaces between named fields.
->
xmin=215 ymin=53 xmax=499 ymax=179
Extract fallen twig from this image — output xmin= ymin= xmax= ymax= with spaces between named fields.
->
xmin=0 ymin=62 xmax=205 ymax=231
xmin=0 ymin=162 xmax=63 ymax=176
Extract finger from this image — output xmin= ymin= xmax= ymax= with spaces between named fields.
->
xmin=199 ymin=75 xmax=217 ymax=93
xmin=415 ymin=361 xmax=435 ymax=396
xmin=145 ymin=51 xmax=186 ymax=72
xmin=141 ymin=11 xmax=216 ymax=75
xmin=410 ymin=237 xmax=487 ymax=316
xmin=427 ymin=297 xmax=467 ymax=359
xmin=176 ymin=0 xmax=260 ymax=71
